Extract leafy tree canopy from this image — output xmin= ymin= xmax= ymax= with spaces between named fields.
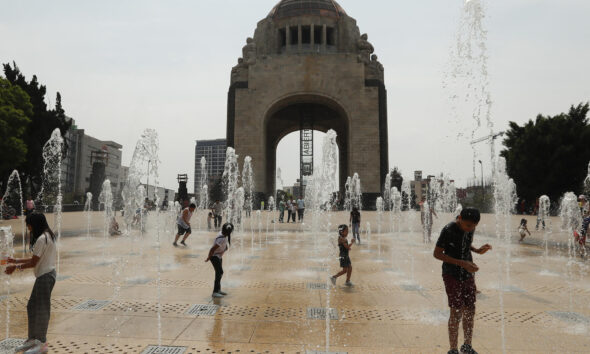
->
xmin=500 ymin=103 xmax=590 ymax=205
xmin=0 ymin=77 xmax=32 ymax=180
xmin=2 ymin=62 xmax=71 ymax=195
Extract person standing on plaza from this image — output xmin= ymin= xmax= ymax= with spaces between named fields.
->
xmin=286 ymin=199 xmax=292 ymax=223
xmin=205 ymin=223 xmax=233 ymax=298
xmin=433 ymin=208 xmax=492 ymax=354
xmin=173 ymin=203 xmax=196 ymax=247
xmin=330 ymin=224 xmax=355 ymax=287
xmin=212 ymin=200 xmax=223 ymax=229
xmin=350 ymin=206 xmax=361 ymax=244
xmin=5 ymin=213 xmax=57 ymax=353
xmin=297 ymin=197 xmax=305 ymax=222
xmin=290 ymin=199 xmax=297 ymax=222
xmin=278 ymin=199 xmax=285 ymax=223
xmin=25 ymin=196 xmax=35 ymax=216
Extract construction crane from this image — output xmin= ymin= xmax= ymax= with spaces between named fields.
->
xmin=470 ymin=131 xmax=504 ymax=145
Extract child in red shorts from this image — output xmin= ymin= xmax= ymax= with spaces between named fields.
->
xmin=434 ymin=208 xmax=492 ymax=354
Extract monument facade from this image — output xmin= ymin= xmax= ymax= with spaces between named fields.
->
xmin=227 ymin=0 xmax=388 ymax=204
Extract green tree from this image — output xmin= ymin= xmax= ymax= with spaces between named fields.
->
xmin=3 ymin=62 xmax=71 ymax=196
xmin=500 ymin=103 xmax=590 ymax=206
xmin=0 ymin=77 xmax=32 ymax=185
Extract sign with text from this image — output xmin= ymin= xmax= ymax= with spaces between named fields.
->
xmin=300 ymin=129 xmax=313 ymax=176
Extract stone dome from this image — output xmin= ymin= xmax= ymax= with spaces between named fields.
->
xmin=268 ymin=0 xmax=347 ymax=20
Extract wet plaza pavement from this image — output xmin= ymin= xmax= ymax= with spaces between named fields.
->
xmin=1 ymin=211 xmax=590 ymax=353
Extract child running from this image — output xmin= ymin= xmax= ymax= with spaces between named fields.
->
xmin=330 ymin=224 xmax=355 ymax=287
xmin=433 ymin=208 xmax=492 ymax=354
xmin=5 ymin=213 xmax=57 ymax=354
xmin=518 ymin=218 xmax=531 ymax=242
xmin=173 ymin=203 xmax=196 ymax=247
xmin=205 ymin=223 xmax=233 ymax=298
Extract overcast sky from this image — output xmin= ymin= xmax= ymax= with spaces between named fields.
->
xmin=1 ymin=0 xmax=589 ymax=192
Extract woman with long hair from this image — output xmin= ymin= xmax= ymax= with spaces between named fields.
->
xmin=5 ymin=213 xmax=57 ymax=353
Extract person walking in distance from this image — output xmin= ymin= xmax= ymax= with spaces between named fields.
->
xmin=297 ymin=197 xmax=305 ymax=222
xmin=290 ymin=199 xmax=297 ymax=223
xmin=212 ymin=200 xmax=223 ymax=229
xmin=173 ymin=203 xmax=196 ymax=247
xmin=286 ymin=199 xmax=292 ymax=223
xmin=205 ymin=223 xmax=233 ymax=298
xmin=433 ymin=208 xmax=492 ymax=354
xmin=350 ymin=206 xmax=361 ymax=244
xmin=5 ymin=213 xmax=57 ymax=353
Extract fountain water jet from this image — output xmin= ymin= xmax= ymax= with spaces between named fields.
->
xmin=37 ymin=128 xmax=64 ymax=270
xmin=1 ymin=170 xmax=24 ymax=252
xmin=1 ymin=226 xmax=14 ymax=339
xmin=84 ymin=192 xmax=93 ymax=238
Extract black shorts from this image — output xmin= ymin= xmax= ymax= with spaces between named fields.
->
xmin=443 ymin=274 xmax=476 ymax=308
xmin=339 ymin=256 xmax=351 ymax=268
xmin=177 ymin=225 xmax=191 ymax=235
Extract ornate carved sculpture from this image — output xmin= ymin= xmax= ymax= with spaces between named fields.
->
xmin=242 ymin=37 xmax=257 ymax=66
xmin=357 ymin=33 xmax=374 ymax=64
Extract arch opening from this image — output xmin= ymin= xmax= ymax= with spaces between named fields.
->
xmin=264 ymin=96 xmax=349 ymax=198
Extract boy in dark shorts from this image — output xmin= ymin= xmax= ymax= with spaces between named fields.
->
xmin=174 ymin=203 xmax=196 ymax=246
xmin=330 ymin=224 xmax=355 ymax=287
xmin=433 ymin=208 xmax=492 ymax=354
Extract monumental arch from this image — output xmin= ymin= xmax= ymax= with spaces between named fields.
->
xmin=227 ymin=0 xmax=388 ymax=204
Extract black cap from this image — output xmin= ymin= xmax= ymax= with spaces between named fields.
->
xmin=460 ymin=207 xmax=481 ymax=223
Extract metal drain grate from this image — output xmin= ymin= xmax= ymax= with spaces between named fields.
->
xmin=186 ymin=304 xmax=219 ymax=316
xmin=401 ymin=284 xmax=423 ymax=291
xmin=0 ymin=338 xmax=26 ymax=353
xmin=307 ymin=307 xmax=339 ymax=320
xmin=141 ymin=345 xmax=187 ymax=354
xmin=183 ymin=254 xmax=200 ymax=258
xmin=547 ymin=311 xmax=590 ymax=324
xmin=73 ymin=299 xmax=111 ymax=311
xmin=307 ymin=266 xmax=328 ymax=272
xmin=126 ymin=277 xmax=152 ymax=285
xmin=56 ymin=275 xmax=71 ymax=281
xmin=307 ymin=282 xmax=328 ymax=290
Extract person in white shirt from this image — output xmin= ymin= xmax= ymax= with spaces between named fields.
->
xmin=174 ymin=203 xmax=196 ymax=247
xmin=5 ymin=213 xmax=57 ymax=353
xmin=205 ymin=223 xmax=233 ymax=298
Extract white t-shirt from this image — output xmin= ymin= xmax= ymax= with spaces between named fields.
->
xmin=212 ymin=233 xmax=228 ymax=259
xmin=32 ymin=232 xmax=57 ymax=278
xmin=177 ymin=208 xmax=193 ymax=228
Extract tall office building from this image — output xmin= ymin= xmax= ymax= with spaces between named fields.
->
xmin=194 ymin=139 xmax=227 ymax=203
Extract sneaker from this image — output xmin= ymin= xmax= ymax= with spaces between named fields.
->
xmin=15 ymin=338 xmax=36 ymax=352
xmin=173 ymin=242 xmax=178 ymax=247
xmin=24 ymin=341 xmax=48 ymax=354
xmin=329 ymin=276 xmax=336 ymax=286
xmin=218 ymin=291 xmax=228 ymax=295
xmin=345 ymin=281 xmax=354 ymax=287
xmin=180 ymin=241 xmax=187 ymax=246
xmin=460 ymin=344 xmax=478 ymax=354
xmin=212 ymin=292 xmax=224 ymax=298
xmin=447 ymin=350 xmax=459 ymax=354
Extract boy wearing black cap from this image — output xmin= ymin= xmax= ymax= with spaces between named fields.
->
xmin=433 ymin=208 xmax=492 ymax=354
xmin=205 ymin=223 xmax=233 ymax=298
xmin=330 ymin=224 xmax=355 ymax=287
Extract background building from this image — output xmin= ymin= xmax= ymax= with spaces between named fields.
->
xmin=61 ymin=120 xmax=124 ymax=204
xmin=194 ymin=139 xmax=226 ymax=203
